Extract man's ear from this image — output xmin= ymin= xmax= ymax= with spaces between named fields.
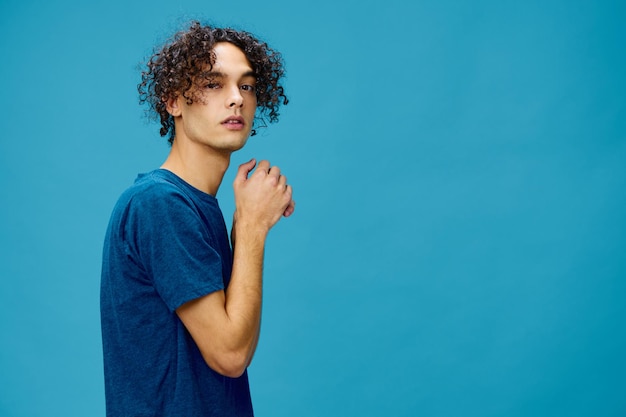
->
xmin=165 ymin=96 xmax=182 ymax=117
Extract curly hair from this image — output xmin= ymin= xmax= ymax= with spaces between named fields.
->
xmin=138 ymin=21 xmax=288 ymax=144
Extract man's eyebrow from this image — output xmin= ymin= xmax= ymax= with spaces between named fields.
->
xmin=204 ymin=71 xmax=224 ymax=79
xmin=204 ymin=70 xmax=256 ymax=79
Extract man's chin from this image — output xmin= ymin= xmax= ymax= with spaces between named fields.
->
xmin=220 ymin=136 xmax=250 ymax=153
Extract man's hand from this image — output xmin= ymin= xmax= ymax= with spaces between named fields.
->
xmin=232 ymin=159 xmax=295 ymax=235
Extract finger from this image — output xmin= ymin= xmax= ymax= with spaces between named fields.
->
xmin=256 ymin=160 xmax=271 ymax=174
xmin=268 ymin=165 xmax=281 ymax=178
xmin=278 ymin=174 xmax=287 ymax=188
xmin=234 ymin=159 xmax=256 ymax=183
xmin=283 ymin=198 xmax=295 ymax=217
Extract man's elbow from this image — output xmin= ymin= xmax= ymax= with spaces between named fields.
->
xmin=204 ymin=349 xmax=249 ymax=378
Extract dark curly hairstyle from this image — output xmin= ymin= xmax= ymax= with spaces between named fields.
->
xmin=138 ymin=21 xmax=288 ymax=144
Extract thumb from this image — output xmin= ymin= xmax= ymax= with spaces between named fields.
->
xmin=234 ymin=158 xmax=257 ymax=184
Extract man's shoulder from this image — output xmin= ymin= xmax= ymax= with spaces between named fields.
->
xmin=109 ymin=169 xmax=222 ymax=235
xmin=108 ymin=170 xmax=190 ymax=221
xmin=121 ymin=170 xmax=186 ymax=202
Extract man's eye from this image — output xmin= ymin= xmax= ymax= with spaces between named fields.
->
xmin=205 ymin=82 xmax=221 ymax=89
xmin=241 ymin=84 xmax=256 ymax=92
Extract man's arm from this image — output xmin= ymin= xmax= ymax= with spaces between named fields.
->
xmin=176 ymin=159 xmax=294 ymax=378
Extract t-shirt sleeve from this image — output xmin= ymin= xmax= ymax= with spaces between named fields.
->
xmin=124 ymin=184 xmax=225 ymax=312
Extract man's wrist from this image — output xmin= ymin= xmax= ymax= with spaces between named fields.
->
xmin=233 ymin=220 xmax=269 ymax=244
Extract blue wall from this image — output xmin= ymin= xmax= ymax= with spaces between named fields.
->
xmin=1 ymin=0 xmax=624 ymax=416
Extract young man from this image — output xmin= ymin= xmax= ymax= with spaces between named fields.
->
xmin=100 ymin=22 xmax=293 ymax=416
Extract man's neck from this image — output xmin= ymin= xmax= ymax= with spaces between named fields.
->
xmin=160 ymin=137 xmax=231 ymax=196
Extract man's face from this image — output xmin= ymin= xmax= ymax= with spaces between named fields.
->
xmin=170 ymin=42 xmax=257 ymax=153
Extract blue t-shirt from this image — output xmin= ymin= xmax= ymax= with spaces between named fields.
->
xmin=100 ymin=169 xmax=253 ymax=417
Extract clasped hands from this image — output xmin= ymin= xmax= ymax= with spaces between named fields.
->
xmin=232 ymin=159 xmax=295 ymax=233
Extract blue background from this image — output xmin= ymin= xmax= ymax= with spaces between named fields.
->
xmin=1 ymin=0 xmax=625 ymax=416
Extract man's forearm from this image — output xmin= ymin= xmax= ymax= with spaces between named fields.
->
xmin=224 ymin=223 xmax=268 ymax=365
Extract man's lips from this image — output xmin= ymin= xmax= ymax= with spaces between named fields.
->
xmin=221 ymin=115 xmax=245 ymax=131
xmin=222 ymin=116 xmax=245 ymax=125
